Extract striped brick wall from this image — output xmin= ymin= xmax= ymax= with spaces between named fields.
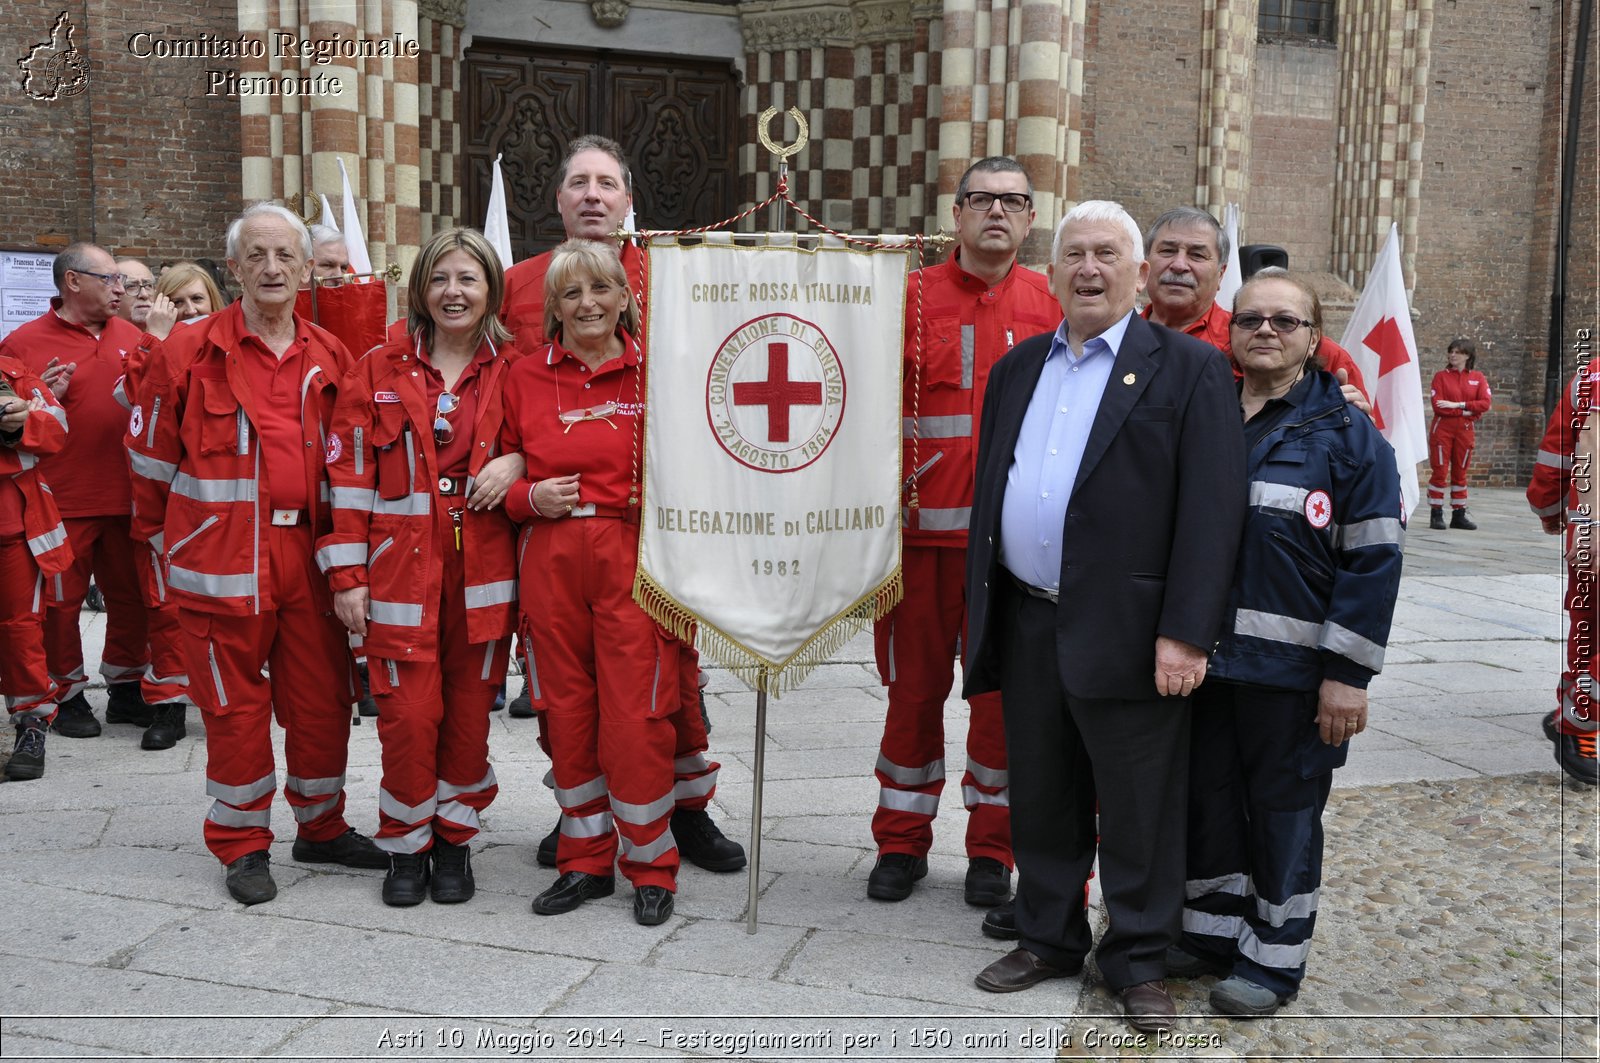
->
xmin=1195 ymin=0 xmax=1258 ymax=218
xmin=235 ymin=0 xmax=424 ymax=316
xmin=1333 ymin=0 xmax=1434 ymax=290
xmin=738 ymin=0 xmax=1080 ymax=266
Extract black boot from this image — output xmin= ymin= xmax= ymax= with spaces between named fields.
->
xmin=1450 ymin=508 xmax=1477 ymax=530
xmin=4 ymin=718 xmax=47 ymax=781
xmin=382 ymin=851 xmax=429 ymax=907
xmin=50 ymin=692 xmax=101 ymax=738
xmin=141 ymin=703 xmax=188 ymax=750
xmin=430 ymin=841 xmax=475 ymax=903
xmin=1429 ymin=506 xmax=1446 ymax=530
xmin=106 ymin=682 xmax=155 ymax=726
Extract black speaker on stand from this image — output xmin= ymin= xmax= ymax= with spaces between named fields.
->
xmin=1239 ymin=244 xmax=1289 ymax=279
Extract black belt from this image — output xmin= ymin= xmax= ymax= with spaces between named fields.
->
xmin=437 ymin=476 xmax=466 ymax=496
xmin=1010 ymin=571 xmax=1059 ymax=604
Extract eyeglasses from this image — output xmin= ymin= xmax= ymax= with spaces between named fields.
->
xmin=558 ymin=401 xmax=619 ymax=433
xmin=960 ymin=191 xmax=1032 ymax=213
xmin=120 ymin=278 xmax=155 ymax=294
xmin=433 ymin=392 xmax=460 ymax=444
xmin=1231 ymin=313 xmax=1314 ymax=335
xmin=71 ymin=269 xmax=124 ymax=289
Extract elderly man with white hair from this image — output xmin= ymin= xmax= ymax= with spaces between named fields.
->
xmin=127 ymin=203 xmax=385 ymax=905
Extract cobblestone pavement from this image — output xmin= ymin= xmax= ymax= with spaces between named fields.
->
xmin=2 ymin=487 xmax=1597 ymax=1061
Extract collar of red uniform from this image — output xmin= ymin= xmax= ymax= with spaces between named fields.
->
xmin=1140 ymin=298 xmax=1223 ymax=337
xmin=209 ymin=300 xmax=314 ymax=352
xmin=545 ymin=328 xmax=641 ymax=370
xmin=946 ymin=249 xmax=1023 ymax=293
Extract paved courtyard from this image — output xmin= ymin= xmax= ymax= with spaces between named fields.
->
xmin=1 ymin=486 xmax=1595 ymax=1060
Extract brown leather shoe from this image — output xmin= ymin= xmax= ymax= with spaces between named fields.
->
xmin=1119 ymin=980 xmax=1176 ymax=1033
xmin=974 ymin=947 xmax=1080 ymax=993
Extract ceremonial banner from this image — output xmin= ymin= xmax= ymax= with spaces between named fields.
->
xmin=294 ymin=279 xmax=389 ymax=357
xmin=635 ymin=233 xmax=909 ymax=693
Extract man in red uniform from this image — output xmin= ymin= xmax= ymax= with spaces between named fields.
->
xmin=1140 ymin=207 xmax=1369 ymax=400
xmin=500 ymin=134 xmax=745 ymax=875
xmin=0 ymin=243 xmax=152 ymax=740
xmin=0 ymin=357 xmax=72 ymax=780
xmin=115 ymin=257 xmax=191 ymax=750
xmin=1528 ymin=365 xmax=1600 ymax=785
xmin=868 ymin=157 xmax=1061 ymax=907
xmin=127 ymin=204 xmax=385 ymax=904
xmin=1426 ymin=337 xmax=1492 ymax=530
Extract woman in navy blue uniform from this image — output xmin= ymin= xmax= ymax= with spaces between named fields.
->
xmin=1170 ymin=268 xmax=1404 ymax=1017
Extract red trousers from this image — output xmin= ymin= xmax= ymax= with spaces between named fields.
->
xmin=178 ymin=524 xmax=360 ymax=865
xmin=0 ymin=534 xmax=55 ymax=725
xmin=521 ymin=516 xmax=678 ymax=890
xmin=872 ymin=544 xmax=1011 ymax=864
xmin=1427 ymin=420 xmax=1475 ymax=509
xmin=1559 ymin=560 xmax=1600 ymax=736
xmin=135 ymin=546 xmax=189 ymax=707
xmin=45 ymin=515 xmax=148 ymax=699
xmin=524 ymin=628 xmax=718 ymax=812
xmin=370 ymin=510 xmax=506 ymax=853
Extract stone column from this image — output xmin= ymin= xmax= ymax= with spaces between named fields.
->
xmin=1334 ymin=0 xmax=1434 ymax=289
xmin=1195 ymin=0 xmax=1258 ymax=218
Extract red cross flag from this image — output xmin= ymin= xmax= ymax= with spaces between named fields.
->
xmin=635 ymin=233 xmax=909 ymax=693
xmin=1340 ymin=224 xmax=1429 ymax=517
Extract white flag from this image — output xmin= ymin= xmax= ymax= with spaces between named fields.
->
xmin=1217 ymin=202 xmax=1242 ymax=311
xmin=336 ymin=158 xmax=374 ymax=276
xmin=484 ymin=153 xmax=515 ymax=271
xmin=1340 ymin=224 xmax=1428 ymax=516
xmin=318 ymin=195 xmax=339 ymax=233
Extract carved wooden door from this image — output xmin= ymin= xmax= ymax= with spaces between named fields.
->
xmin=463 ymin=42 xmax=739 ymax=259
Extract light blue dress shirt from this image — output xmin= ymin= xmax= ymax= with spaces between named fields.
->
xmin=999 ymin=310 xmax=1134 ymax=591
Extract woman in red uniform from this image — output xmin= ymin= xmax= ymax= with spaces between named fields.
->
xmin=1427 ymin=337 xmax=1492 ymax=530
xmin=320 ymin=227 xmax=523 ymax=906
xmin=502 ymin=239 xmax=680 ymax=926
xmin=0 ymin=357 xmax=71 ymax=780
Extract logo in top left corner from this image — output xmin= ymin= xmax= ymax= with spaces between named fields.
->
xmin=19 ymin=11 xmax=90 ymax=102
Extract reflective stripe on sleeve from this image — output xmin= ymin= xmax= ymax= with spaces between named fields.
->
xmin=170 ymin=473 xmax=255 ymax=504
xmin=902 ymin=414 xmax=972 ymax=439
xmin=168 ymin=567 xmax=256 ymax=600
xmin=914 ymin=506 xmax=970 ymax=532
xmin=316 ymin=542 xmax=368 ymax=571
xmin=129 ymin=451 xmax=179 ymax=484
xmin=1336 ymin=517 xmax=1405 ymax=550
xmin=1538 ymin=448 xmax=1572 ymax=470
xmin=1248 ymin=480 xmax=1308 ymax=514
xmin=1321 ymin=621 xmax=1386 ymax=671
xmin=368 ymin=599 xmax=424 ymax=627
xmin=464 ymin=579 xmax=517 ymax=610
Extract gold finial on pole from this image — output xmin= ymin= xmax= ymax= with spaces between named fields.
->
xmin=288 ymin=192 xmax=321 ymax=228
xmin=757 ymin=106 xmax=808 ymax=233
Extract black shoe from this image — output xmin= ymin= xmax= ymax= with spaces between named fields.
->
xmin=1544 ymin=713 xmax=1599 ymax=785
xmin=430 ymin=841 xmax=475 ymax=903
xmin=671 ymin=808 xmax=746 ymax=872
xmin=140 ymin=704 xmax=188 ymax=750
xmin=4 ymin=719 xmax=47 ymax=781
xmin=982 ymin=899 xmax=1020 ymax=940
xmin=85 ymin=583 xmax=104 ymax=611
xmin=49 ymin=692 xmax=101 ymax=738
xmin=964 ymin=856 xmax=1011 ymax=906
xmin=633 ymin=884 xmax=675 ymax=925
xmin=105 ymin=682 xmax=155 ymax=726
xmin=536 ymin=822 xmax=560 ymax=868
xmin=1166 ymin=943 xmax=1230 ymax=979
xmin=355 ymin=663 xmax=378 ymax=717
xmin=532 ymin=871 xmax=615 ymax=915
xmin=382 ymin=851 xmax=430 ymax=907
xmin=1450 ymin=508 xmax=1477 ymax=530
xmin=867 ymin=852 xmax=928 ymax=901
xmin=507 ymin=681 xmax=535 ymax=718
xmin=291 ymin=827 xmax=388 ymax=869
xmin=225 ymin=850 xmax=277 ymax=905
xmin=1429 ymin=506 xmax=1447 ymax=530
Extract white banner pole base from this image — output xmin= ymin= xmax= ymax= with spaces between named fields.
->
xmin=746 ymin=670 xmax=770 ymax=934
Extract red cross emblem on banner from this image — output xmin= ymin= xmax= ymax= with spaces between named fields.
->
xmin=732 ymin=342 xmax=824 ymax=443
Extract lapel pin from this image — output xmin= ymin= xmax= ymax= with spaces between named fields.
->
xmin=1123 ymin=373 xmax=1136 ymax=385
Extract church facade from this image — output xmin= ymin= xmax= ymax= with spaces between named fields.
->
xmin=2 ymin=0 xmax=1594 ymax=484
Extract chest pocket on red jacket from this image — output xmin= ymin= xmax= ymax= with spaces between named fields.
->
xmin=372 ymin=404 xmax=413 ymax=501
xmin=914 ymin=313 xmax=968 ymax=390
xmin=198 ymin=379 xmax=247 ymax=457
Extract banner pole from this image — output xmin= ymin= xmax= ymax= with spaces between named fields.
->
xmin=746 ymin=668 xmax=770 ymax=934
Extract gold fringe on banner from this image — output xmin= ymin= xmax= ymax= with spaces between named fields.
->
xmin=633 ymin=567 xmax=903 ymax=698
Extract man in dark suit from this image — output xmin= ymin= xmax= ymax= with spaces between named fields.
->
xmin=963 ymin=200 xmax=1246 ymax=1032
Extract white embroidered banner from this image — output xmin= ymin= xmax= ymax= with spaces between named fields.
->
xmin=635 ymin=233 xmax=908 ymax=693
